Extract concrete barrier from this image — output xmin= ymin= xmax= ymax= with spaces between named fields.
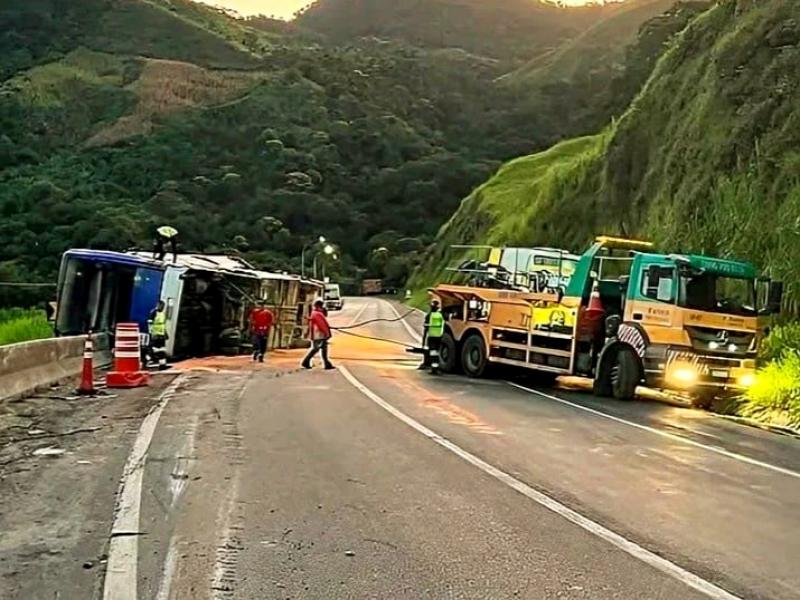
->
xmin=0 ymin=334 xmax=111 ymax=402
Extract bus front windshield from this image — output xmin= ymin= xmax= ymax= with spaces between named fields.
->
xmin=678 ymin=270 xmax=756 ymax=316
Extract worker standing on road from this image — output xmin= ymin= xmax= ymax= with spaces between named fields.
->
xmin=302 ymin=300 xmax=335 ymax=370
xmin=148 ymin=300 xmax=169 ymax=370
xmin=153 ymin=225 xmax=179 ymax=263
xmin=249 ymin=300 xmax=274 ymax=363
xmin=425 ymin=300 xmax=445 ymax=374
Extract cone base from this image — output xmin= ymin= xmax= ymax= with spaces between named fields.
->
xmin=106 ymin=371 xmax=151 ymax=388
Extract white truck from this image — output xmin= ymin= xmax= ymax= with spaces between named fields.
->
xmin=323 ymin=283 xmax=344 ymax=311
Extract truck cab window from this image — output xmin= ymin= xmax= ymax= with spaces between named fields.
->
xmin=642 ymin=266 xmax=675 ymax=303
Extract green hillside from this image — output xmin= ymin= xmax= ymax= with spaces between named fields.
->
xmin=411 ymin=0 xmax=800 ymax=312
xmin=297 ymin=0 xmax=617 ymax=64
xmin=508 ymin=0 xmax=679 ymax=84
xmin=498 ymin=1 xmax=710 ymax=143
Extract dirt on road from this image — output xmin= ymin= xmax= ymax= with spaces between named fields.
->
xmin=0 ymin=373 xmax=176 ymax=600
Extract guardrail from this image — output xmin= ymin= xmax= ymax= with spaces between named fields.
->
xmin=0 ymin=334 xmax=112 ymax=402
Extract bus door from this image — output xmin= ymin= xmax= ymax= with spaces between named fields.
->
xmin=161 ymin=266 xmax=187 ymax=357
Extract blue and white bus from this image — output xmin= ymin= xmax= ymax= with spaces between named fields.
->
xmin=55 ymin=249 xmax=322 ymax=359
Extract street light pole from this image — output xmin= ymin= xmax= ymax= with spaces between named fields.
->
xmin=301 ymin=236 xmax=326 ymax=279
xmin=313 ymin=244 xmax=336 ymax=280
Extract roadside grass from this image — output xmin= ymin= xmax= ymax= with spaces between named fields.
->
xmin=740 ymin=353 xmax=800 ymax=429
xmin=0 ymin=309 xmax=53 ymax=346
xmin=736 ymin=322 xmax=800 ymax=430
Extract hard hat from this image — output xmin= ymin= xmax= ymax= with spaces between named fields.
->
xmin=157 ymin=225 xmax=179 ymax=238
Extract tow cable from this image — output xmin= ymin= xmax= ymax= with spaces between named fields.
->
xmin=330 ymin=309 xmax=425 ymax=353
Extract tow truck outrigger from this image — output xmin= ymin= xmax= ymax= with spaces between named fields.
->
xmin=429 ymin=237 xmax=783 ymax=407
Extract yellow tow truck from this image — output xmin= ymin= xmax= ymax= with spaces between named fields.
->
xmin=430 ymin=237 xmax=783 ymax=407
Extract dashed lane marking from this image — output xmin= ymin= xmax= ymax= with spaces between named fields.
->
xmin=339 ymin=366 xmax=741 ymax=600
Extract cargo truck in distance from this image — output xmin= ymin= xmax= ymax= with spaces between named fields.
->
xmin=361 ymin=278 xmax=384 ymax=296
xmin=430 ymin=237 xmax=783 ymax=407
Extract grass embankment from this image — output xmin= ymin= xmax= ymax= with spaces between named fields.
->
xmin=0 ymin=309 xmax=53 ymax=346
xmin=738 ymin=323 xmax=800 ymax=430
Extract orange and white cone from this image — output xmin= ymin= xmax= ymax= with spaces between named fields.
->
xmin=585 ymin=280 xmax=605 ymax=318
xmin=77 ymin=334 xmax=96 ymax=395
xmin=106 ymin=323 xmax=151 ymax=388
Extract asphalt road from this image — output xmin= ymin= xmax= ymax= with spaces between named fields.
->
xmin=13 ymin=296 xmax=797 ymax=599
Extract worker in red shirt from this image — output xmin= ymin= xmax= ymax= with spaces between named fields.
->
xmin=302 ymin=299 xmax=334 ymax=370
xmin=249 ymin=300 xmax=274 ymax=363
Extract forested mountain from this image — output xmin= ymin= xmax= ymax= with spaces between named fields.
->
xmin=297 ymin=0 xmax=618 ymax=64
xmin=501 ymin=0 xmax=709 ymax=136
xmin=411 ymin=0 xmax=800 ymax=311
xmin=0 ymin=0 xmax=681 ymax=305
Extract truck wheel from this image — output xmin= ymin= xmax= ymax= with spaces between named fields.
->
xmin=611 ymin=347 xmax=640 ymax=401
xmin=593 ymin=358 xmax=613 ymax=398
xmin=439 ymin=331 xmax=458 ymax=374
xmin=691 ymin=393 xmax=714 ymax=410
xmin=461 ymin=334 xmax=488 ymax=378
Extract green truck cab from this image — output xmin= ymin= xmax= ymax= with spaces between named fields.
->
xmin=565 ymin=238 xmax=783 ymax=405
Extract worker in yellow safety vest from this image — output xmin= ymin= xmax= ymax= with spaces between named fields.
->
xmin=425 ymin=301 xmax=445 ymax=375
xmin=148 ymin=300 xmax=169 ymax=370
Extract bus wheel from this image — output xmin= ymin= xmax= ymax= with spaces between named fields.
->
xmin=611 ymin=347 xmax=639 ymax=401
xmin=439 ymin=331 xmax=458 ymax=374
xmin=461 ymin=334 xmax=487 ymax=378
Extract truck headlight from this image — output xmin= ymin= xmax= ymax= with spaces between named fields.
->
xmin=667 ymin=362 xmax=698 ymax=387
xmin=738 ymin=373 xmax=757 ymax=388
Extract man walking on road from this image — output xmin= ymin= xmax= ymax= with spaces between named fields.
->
xmin=148 ymin=300 xmax=169 ymax=370
xmin=425 ymin=300 xmax=445 ymax=374
xmin=302 ymin=300 xmax=334 ymax=370
xmin=249 ymin=301 xmax=274 ymax=363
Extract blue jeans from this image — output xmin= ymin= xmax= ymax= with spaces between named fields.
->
xmin=252 ymin=333 xmax=267 ymax=361
xmin=303 ymin=339 xmax=332 ymax=368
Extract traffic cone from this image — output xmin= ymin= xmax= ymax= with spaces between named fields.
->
xmin=585 ymin=280 xmax=605 ymax=318
xmin=106 ymin=323 xmax=151 ymax=388
xmin=77 ymin=334 xmax=96 ymax=395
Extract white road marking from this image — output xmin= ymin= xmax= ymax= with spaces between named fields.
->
xmin=339 ymin=366 xmax=741 ymax=600
xmin=102 ymin=375 xmax=188 ymax=600
xmin=348 ymin=299 xmax=372 ymax=327
xmin=508 ymin=382 xmax=800 ymax=481
xmin=383 ymin=299 xmax=422 ymax=344
xmin=155 ymin=537 xmax=179 ymax=600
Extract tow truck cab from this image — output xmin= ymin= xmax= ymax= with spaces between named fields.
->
xmin=577 ymin=240 xmax=783 ymax=405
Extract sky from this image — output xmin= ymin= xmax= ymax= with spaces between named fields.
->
xmin=198 ymin=0 xmax=602 ymax=20
xmin=196 ymin=0 xmax=313 ymax=20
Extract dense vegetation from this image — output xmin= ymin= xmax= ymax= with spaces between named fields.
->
xmin=297 ymin=0 xmax=615 ymax=63
xmin=0 ymin=308 xmax=52 ymax=345
xmin=412 ymin=0 xmax=800 ymax=306
xmin=502 ymin=1 xmax=710 ymax=139
xmin=2 ymin=0 xmax=668 ymax=303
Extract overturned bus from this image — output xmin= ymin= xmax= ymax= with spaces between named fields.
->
xmin=54 ymin=250 xmax=322 ymax=358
